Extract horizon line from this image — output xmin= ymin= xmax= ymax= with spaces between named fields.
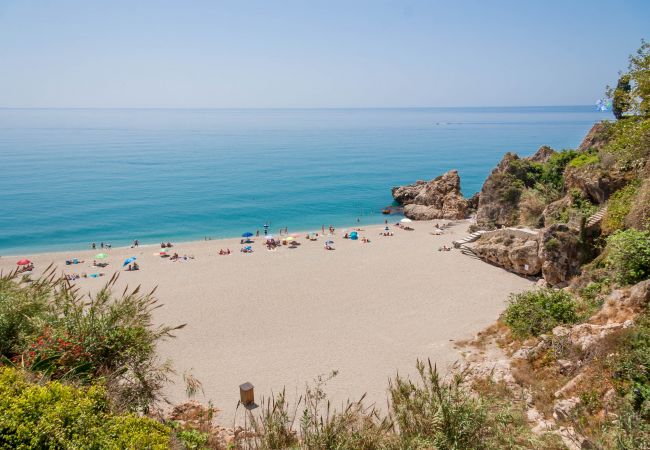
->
xmin=0 ymin=104 xmax=597 ymax=111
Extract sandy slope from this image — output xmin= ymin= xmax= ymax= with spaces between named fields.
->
xmin=0 ymin=220 xmax=533 ymax=424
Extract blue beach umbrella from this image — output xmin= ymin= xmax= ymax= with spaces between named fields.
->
xmin=122 ymin=257 xmax=137 ymax=267
xmin=242 ymin=232 xmax=253 ymax=238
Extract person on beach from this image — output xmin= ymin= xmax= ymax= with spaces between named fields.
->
xmin=256 ymin=230 xmax=259 ymax=237
xmin=100 ymin=242 xmax=104 ymax=248
xmin=92 ymin=242 xmax=96 ymax=249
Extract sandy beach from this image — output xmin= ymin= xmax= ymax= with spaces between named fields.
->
xmin=0 ymin=220 xmax=533 ymax=424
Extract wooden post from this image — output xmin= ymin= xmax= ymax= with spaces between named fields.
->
xmin=239 ymin=382 xmax=254 ymax=406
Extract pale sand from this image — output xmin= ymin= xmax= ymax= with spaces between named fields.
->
xmin=0 ymin=220 xmax=533 ymax=424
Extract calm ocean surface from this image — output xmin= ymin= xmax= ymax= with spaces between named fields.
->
xmin=0 ymin=107 xmax=608 ymax=255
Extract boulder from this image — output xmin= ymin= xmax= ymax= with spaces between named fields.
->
xmin=553 ymin=397 xmax=581 ymax=421
xmin=629 ymin=280 xmax=650 ymax=307
xmin=392 ymin=170 xmax=469 ymax=220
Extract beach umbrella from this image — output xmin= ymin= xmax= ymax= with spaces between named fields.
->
xmin=16 ymin=259 xmax=31 ymax=266
xmin=326 ymin=240 xmax=334 ymax=244
xmin=400 ymin=218 xmax=413 ymax=223
xmin=242 ymin=232 xmax=253 ymax=238
xmin=95 ymin=253 xmax=108 ymax=259
xmin=122 ymin=257 xmax=137 ymax=267
xmin=384 ymin=226 xmax=390 ymax=231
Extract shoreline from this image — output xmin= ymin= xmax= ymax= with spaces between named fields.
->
xmin=0 ymin=214 xmax=394 ymax=261
xmin=0 ymin=215 xmax=395 ymax=259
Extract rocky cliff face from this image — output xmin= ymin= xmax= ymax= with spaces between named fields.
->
xmin=391 ymin=170 xmax=470 ymax=220
xmin=472 ymin=225 xmax=582 ymax=286
xmin=577 ymin=122 xmax=611 ymax=153
xmin=563 ymin=165 xmax=628 ymax=204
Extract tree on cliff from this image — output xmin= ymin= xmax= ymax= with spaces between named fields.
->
xmin=629 ymin=39 xmax=650 ymax=116
xmin=610 ymin=40 xmax=650 ymax=118
xmin=612 ymin=74 xmax=631 ymax=120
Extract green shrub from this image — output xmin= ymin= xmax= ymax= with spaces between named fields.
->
xmin=568 ymin=153 xmax=600 ymax=168
xmin=541 ymin=149 xmax=579 ymax=190
xmin=0 ymin=273 xmax=49 ymax=358
xmin=602 ymin=181 xmax=641 ymax=234
xmin=502 ymin=288 xmax=579 ymax=338
xmin=544 ymin=238 xmax=560 ymax=252
xmin=0 ymin=367 xmax=171 ymax=449
xmin=606 ymin=229 xmax=650 ymax=285
xmin=601 ymin=117 xmax=650 ymax=170
xmin=0 ymin=270 xmax=184 ymax=413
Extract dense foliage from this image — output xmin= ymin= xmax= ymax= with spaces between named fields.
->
xmin=0 ymin=367 xmax=171 ymax=449
xmin=0 ymin=270 xmax=183 ymax=413
xmin=602 ymin=181 xmax=640 ymax=234
xmin=606 ymin=229 xmax=650 ymax=285
xmin=502 ymin=288 xmax=579 ymax=338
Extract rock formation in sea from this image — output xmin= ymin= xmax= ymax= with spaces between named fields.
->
xmin=391 ymin=170 xmax=471 ymax=220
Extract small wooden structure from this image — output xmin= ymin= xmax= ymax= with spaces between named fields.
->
xmin=239 ymin=382 xmax=254 ymax=406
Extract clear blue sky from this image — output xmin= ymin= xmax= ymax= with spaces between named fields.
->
xmin=0 ymin=0 xmax=648 ymax=108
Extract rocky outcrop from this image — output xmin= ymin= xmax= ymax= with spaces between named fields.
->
xmin=475 ymin=153 xmax=522 ymax=228
xmin=472 ymin=229 xmax=542 ymax=276
xmin=577 ymin=122 xmax=611 ymax=153
xmin=529 ymin=145 xmax=556 ymax=163
xmin=472 ymin=225 xmax=582 ymax=285
xmin=475 ymin=147 xmax=557 ymax=229
xmin=392 ymin=170 xmax=470 ymax=220
xmin=538 ymin=224 xmax=582 ymax=286
xmin=564 ymin=166 xmax=628 ymax=204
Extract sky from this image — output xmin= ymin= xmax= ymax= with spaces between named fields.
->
xmin=0 ymin=0 xmax=648 ymax=108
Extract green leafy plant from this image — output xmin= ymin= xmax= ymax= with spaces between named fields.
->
xmin=602 ymin=181 xmax=641 ymax=234
xmin=502 ymin=288 xmax=579 ymax=338
xmin=0 ymin=367 xmax=171 ymax=449
xmin=605 ymin=229 xmax=650 ymax=285
xmin=568 ymin=153 xmax=600 ymax=168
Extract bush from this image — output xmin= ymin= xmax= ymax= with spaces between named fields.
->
xmin=0 ymin=272 xmax=49 ymax=358
xmin=602 ymin=181 xmax=640 ymax=234
xmin=502 ymin=288 xmax=579 ymax=338
xmin=0 ymin=367 xmax=171 ymax=449
xmin=625 ymin=178 xmax=650 ymax=231
xmin=606 ymin=229 xmax=650 ymax=285
xmin=518 ymin=189 xmax=547 ymax=227
xmin=568 ymin=153 xmax=600 ymax=168
xmin=0 ymin=271 xmax=184 ymax=413
xmin=600 ymin=117 xmax=650 ymax=170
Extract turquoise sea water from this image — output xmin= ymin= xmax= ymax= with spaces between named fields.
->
xmin=0 ymin=107 xmax=608 ymax=255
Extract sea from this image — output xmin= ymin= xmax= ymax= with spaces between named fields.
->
xmin=0 ymin=106 xmax=609 ymax=255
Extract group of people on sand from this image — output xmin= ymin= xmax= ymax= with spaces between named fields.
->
xmin=218 ymin=248 xmax=232 ymax=255
xmin=91 ymin=242 xmax=111 ymax=250
xmin=161 ymin=242 xmax=173 ymax=248
xmin=125 ymin=262 xmax=140 ymax=271
xmin=438 ymin=245 xmax=452 ymax=252
xmin=65 ymin=272 xmax=104 ymax=281
xmin=17 ymin=263 xmax=34 ymax=273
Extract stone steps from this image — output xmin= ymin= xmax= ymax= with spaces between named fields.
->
xmin=453 ymin=230 xmax=488 ymax=248
xmin=586 ymin=205 xmax=607 ymax=228
xmin=459 ymin=243 xmax=479 ymax=259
